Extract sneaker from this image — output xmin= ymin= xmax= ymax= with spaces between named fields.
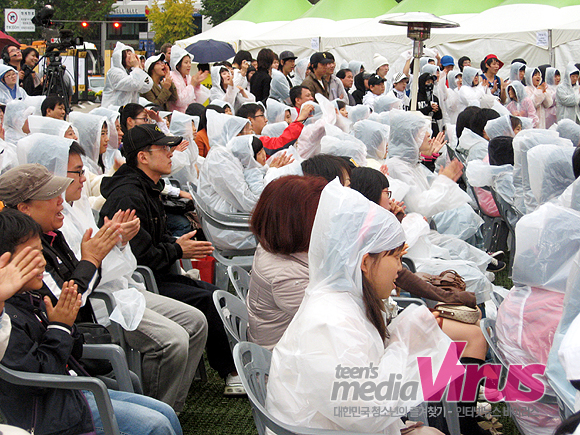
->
xmin=224 ymin=373 xmax=246 ymax=396
xmin=486 ymin=257 xmax=506 ymax=273
xmin=476 ymin=401 xmax=492 ymax=417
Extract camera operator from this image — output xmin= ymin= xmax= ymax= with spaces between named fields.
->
xmin=20 ymin=47 xmax=43 ymax=96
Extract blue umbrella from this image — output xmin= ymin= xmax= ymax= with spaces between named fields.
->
xmin=185 ymin=39 xmax=236 ymax=63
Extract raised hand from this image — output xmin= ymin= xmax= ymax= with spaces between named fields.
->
xmin=439 ymin=158 xmax=463 ymax=182
xmin=80 ymin=221 xmax=122 ymax=267
xmin=104 ymin=210 xmax=140 ymax=245
xmin=45 ymin=281 xmax=81 ymax=327
xmin=0 ymin=247 xmax=45 ymax=308
xmin=269 ymin=152 xmax=293 ymax=168
xmin=176 ymin=231 xmax=214 ymax=259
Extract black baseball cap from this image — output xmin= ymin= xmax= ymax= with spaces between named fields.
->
xmin=279 ymin=50 xmax=297 ymax=61
xmin=368 ymin=74 xmax=386 ymax=86
xmin=310 ymin=52 xmax=334 ymax=65
xmin=122 ymin=124 xmax=182 ymax=158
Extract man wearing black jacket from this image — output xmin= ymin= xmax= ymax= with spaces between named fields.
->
xmin=99 ymin=124 xmax=244 ymax=395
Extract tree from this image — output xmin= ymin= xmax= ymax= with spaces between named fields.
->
xmin=200 ymin=0 xmax=249 ymax=26
xmin=147 ymin=0 xmax=197 ymax=45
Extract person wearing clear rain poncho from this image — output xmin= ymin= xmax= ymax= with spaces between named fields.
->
xmin=524 ymin=66 xmax=552 ymax=129
xmin=555 ymin=118 xmax=580 ymax=147
xmin=17 ymin=132 xmax=208 ymax=414
xmin=90 ymin=107 xmax=125 ymax=173
xmin=556 ymin=63 xmax=580 ymax=123
xmin=205 ymin=109 xmax=251 ymax=149
xmin=27 ymin=114 xmax=78 ymax=140
xmin=385 ymin=110 xmax=483 ymax=241
xmin=0 ymin=64 xmax=27 ymax=104
xmin=496 ymin=202 xmax=580 ymax=435
xmin=4 ymin=99 xmax=35 ymax=146
xmin=458 ymin=66 xmax=485 ymax=108
xmin=198 ymin=134 xmax=290 ymax=251
xmin=168 ymin=110 xmax=199 ymax=186
xmin=270 ymin=68 xmax=292 ymax=105
xmin=544 ymin=67 xmax=559 ymax=128
xmin=266 ymin=179 xmax=453 ymax=435
xmin=209 ymin=65 xmax=254 ymax=113
xmin=101 ymin=42 xmax=153 ymax=108
xmin=527 ymin=144 xmax=576 ymax=206
xmin=168 ymin=46 xmax=210 ymax=113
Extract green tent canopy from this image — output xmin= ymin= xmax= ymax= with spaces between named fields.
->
xmin=300 ymin=0 xmax=398 ymax=19
xmin=387 ymin=0 xmax=505 ymax=15
xmin=228 ymin=0 xmax=312 ymax=23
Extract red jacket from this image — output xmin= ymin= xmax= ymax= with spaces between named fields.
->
xmin=260 ymin=121 xmax=304 ymax=153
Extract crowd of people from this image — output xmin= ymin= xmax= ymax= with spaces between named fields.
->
xmin=0 ymin=38 xmax=579 ymax=435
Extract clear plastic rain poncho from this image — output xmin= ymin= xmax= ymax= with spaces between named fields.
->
xmin=506 ymin=81 xmax=539 ymax=128
xmin=261 ymin=121 xmax=287 ymax=138
xmin=347 ymin=104 xmax=370 ymax=123
xmin=386 ymin=110 xmax=471 ymax=218
xmin=527 ymin=144 xmax=576 ymax=206
xmin=456 ymin=128 xmax=489 ymax=162
xmin=198 ymin=135 xmax=266 ymax=250
xmin=544 ymin=67 xmax=559 ymax=128
xmin=458 ymin=66 xmax=484 ymax=108
xmin=496 ymin=203 xmax=580 ymax=435
xmin=292 ymin=58 xmax=309 ymax=86
xmin=90 ymin=107 xmax=123 ymax=173
xmin=18 ymin=132 xmax=144 ymax=327
xmin=101 ymin=41 xmax=152 ymax=108
xmin=69 ymin=112 xmax=111 ymax=175
xmin=439 ymin=71 xmax=461 ymax=127
xmin=373 ymin=94 xmax=402 ymax=113
xmin=547 ymin=247 xmax=580 ymax=415
xmin=168 ymin=110 xmax=200 ymax=186
xmin=4 ymin=99 xmax=35 ymax=146
xmin=556 ymin=62 xmax=580 ymax=123
xmin=0 ymin=64 xmax=27 ymax=104
xmin=28 ymin=115 xmax=71 ymax=138
xmin=206 ymin=109 xmax=248 ymax=148
xmin=555 ymin=118 xmax=580 ymax=147
xmin=266 ymin=179 xmax=454 ymax=434
xmin=513 ymin=129 xmax=572 ymax=214
xmin=269 ymin=69 xmax=291 ymax=105
xmin=265 ymin=98 xmax=289 ymax=123
xmin=0 ymin=138 xmax=17 ymax=174
xmin=320 ymin=124 xmax=367 ymax=167
xmin=509 ymin=62 xmax=525 ymax=83
xmin=348 ymin=60 xmax=364 ymax=76
xmin=484 ymin=115 xmax=514 ymax=140
xmin=352 ymin=119 xmax=389 ymax=161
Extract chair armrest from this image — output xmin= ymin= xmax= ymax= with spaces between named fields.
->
xmin=83 ymin=344 xmax=134 ymax=393
xmin=0 ymin=364 xmax=120 ymax=435
xmin=134 ymin=266 xmax=160 ymax=294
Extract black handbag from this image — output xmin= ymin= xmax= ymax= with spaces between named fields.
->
xmin=76 ymin=323 xmax=115 ymax=376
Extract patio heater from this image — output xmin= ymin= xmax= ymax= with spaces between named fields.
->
xmin=380 ymin=13 xmax=459 ymax=111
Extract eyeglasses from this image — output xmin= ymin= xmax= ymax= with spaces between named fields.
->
xmin=134 ymin=117 xmax=152 ymax=124
xmin=67 ymin=169 xmax=85 ymax=177
xmin=252 ymin=114 xmax=265 ymax=119
xmin=148 ymin=145 xmax=172 ymax=153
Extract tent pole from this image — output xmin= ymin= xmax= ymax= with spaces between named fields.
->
xmin=410 ymin=40 xmax=423 ymax=112
xmin=548 ymin=29 xmax=555 ymax=67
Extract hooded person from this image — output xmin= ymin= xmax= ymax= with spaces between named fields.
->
xmin=101 ymin=42 xmax=152 ymax=108
xmin=527 ymin=144 xmax=576 ymax=206
xmin=265 ymin=98 xmax=290 ymax=124
xmin=209 ymin=65 xmax=254 ymax=113
xmin=198 ymin=135 xmax=270 ymax=251
xmin=69 ymin=112 xmax=112 ymax=175
xmin=348 ymin=60 xmax=364 ymax=76
xmin=544 ymin=67 xmax=559 ymax=128
xmin=90 ymin=107 xmax=124 ymax=173
xmin=439 ymin=70 xmax=462 ymax=129
xmin=458 ymin=66 xmax=485 ymax=108
xmin=386 ymin=110 xmax=483 ymax=239
xmin=556 ymin=62 xmax=580 ymax=123
xmin=266 ymin=179 xmax=454 ymax=435
xmin=496 ymin=202 xmax=580 ymax=435
xmin=484 ymin=115 xmax=514 ymax=140
xmin=168 ymin=110 xmax=200 ymax=186
xmin=320 ymin=127 xmax=367 ymax=167
xmin=506 ymin=81 xmax=539 ymax=128
xmin=524 ymin=66 xmax=552 ymax=129
xmin=513 ymin=128 xmax=572 ymax=214
xmin=3 ymin=99 xmax=35 ymax=146
xmin=509 ymin=61 xmax=526 ymax=84
xmin=555 ymin=118 xmax=580 ymax=147
xmin=0 ymin=64 xmax=27 ymax=104
xmin=292 ymin=58 xmax=309 ymax=86
xmin=205 ymin=109 xmax=249 ymax=148
xmin=348 ymin=104 xmax=371 ymax=124
xmin=168 ymin=46 xmax=211 ymax=113
xmin=351 ymin=71 xmax=369 ymax=105
xmin=372 ymin=93 xmax=402 ymax=114
xmin=415 ymin=72 xmax=442 ymax=136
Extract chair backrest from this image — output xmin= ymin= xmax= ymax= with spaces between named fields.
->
xmin=401 ymin=257 xmax=416 ymax=273
xmin=228 ymin=265 xmax=251 ymax=301
xmin=392 ymin=297 xmax=427 ymax=309
xmin=212 ymin=290 xmax=249 ymax=352
xmin=0 ymin=364 xmax=120 ymax=435
xmin=489 ymin=187 xmax=522 ymax=234
xmin=490 ymin=291 xmax=505 ymax=309
xmin=233 ymin=342 xmax=384 ymax=435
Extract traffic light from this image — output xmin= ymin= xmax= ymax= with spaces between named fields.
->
xmin=81 ymin=21 xmax=89 ymax=28
xmin=113 ymin=22 xmax=121 ymax=29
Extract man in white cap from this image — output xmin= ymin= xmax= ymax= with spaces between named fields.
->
xmin=390 ymin=72 xmax=410 ymax=110
xmin=373 ymin=53 xmax=391 ymax=93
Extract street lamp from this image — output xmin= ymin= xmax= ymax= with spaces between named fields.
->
xmin=380 ymin=12 xmax=459 ymax=112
